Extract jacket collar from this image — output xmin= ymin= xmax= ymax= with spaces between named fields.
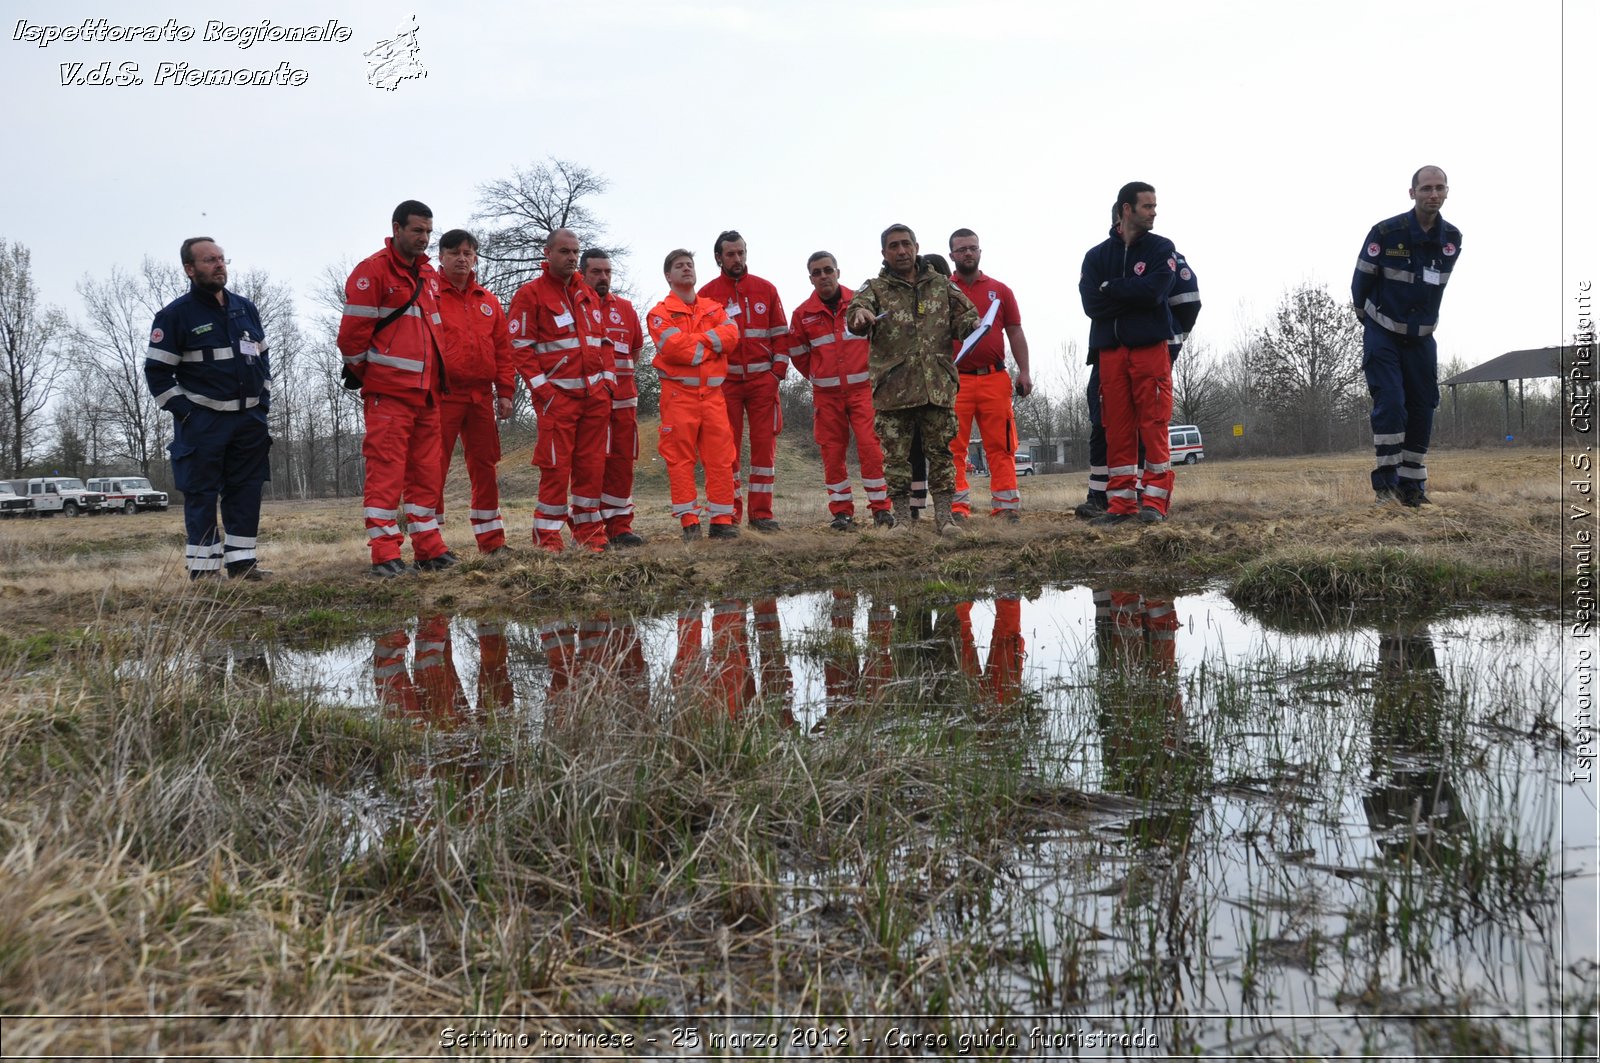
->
xmin=384 ymin=237 xmax=429 ymax=273
xmin=797 ymin=284 xmax=854 ymax=315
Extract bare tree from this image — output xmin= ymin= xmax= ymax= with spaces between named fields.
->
xmin=0 ymin=239 xmax=65 ymax=472
xmin=1254 ymin=283 xmax=1364 ymax=452
xmin=72 ymin=258 xmax=186 ymax=475
xmin=309 ymin=261 xmax=366 ymax=496
xmin=1171 ymin=342 xmax=1226 ymax=429
xmin=471 ymin=157 xmax=625 ymax=302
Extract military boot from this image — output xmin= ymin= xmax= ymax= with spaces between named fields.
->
xmin=885 ymin=495 xmax=910 ymax=531
xmin=932 ymin=491 xmax=976 ymax=539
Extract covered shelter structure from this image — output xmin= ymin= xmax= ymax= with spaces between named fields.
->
xmin=1440 ymin=345 xmax=1576 ymax=440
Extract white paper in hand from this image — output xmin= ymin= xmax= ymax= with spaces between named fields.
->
xmin=953 ymin=298 xmax=1001 ymax=365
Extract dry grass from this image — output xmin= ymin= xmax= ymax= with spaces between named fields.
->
xmin=0 ymin=445 xmax=1563 ymax=635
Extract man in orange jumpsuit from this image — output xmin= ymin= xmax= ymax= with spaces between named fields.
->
xmin=581 ymin=248 xmax=648 ymax=548
xmin=338 ymin=199 xmax=460 ymax=578
xmin=646 ymin=249 xmax=741 ymax=541
xmin=788 ymin=251 xmax=891 ymax=531
xmin=507 ymin=228 xmax=612 ymax=553
xmin=947 ymin=228 xmax=1032 ymax=522
xmin=436 ymin=229 xmax=516 ymax=555
xmin=698 ymin=230 xmax=788 ymax=531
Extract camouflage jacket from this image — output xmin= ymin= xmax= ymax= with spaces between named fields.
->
xmin=847 ymin=261 xmax=978 ymax=411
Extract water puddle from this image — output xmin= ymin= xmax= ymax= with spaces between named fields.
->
xmin=209 ymin=584 xmax=1593 ymax=1053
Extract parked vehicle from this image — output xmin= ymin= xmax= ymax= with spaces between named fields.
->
xmin=24 ymin=477 xmax=108 ymax=516
xmin=1169 ymin=424 xmax=1205 ymax=464
xmin=0 ymin=481 xmax=28 ymax=517
xmin=86 ymin=476 xmax=169 ymax=514
xmin=1014 ymin=451 xmax=1035 ymax=476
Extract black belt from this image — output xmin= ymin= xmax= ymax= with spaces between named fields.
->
xmin=960 ymin=366 xmax=998 ymax=376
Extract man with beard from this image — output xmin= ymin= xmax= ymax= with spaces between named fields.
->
xmin=145 ymin=236 xmax=274 ymax=580
xmin=699 ymin=230 xmax=788 ymax=531
xmin=581 ymin=248 xmax=648 ymax=546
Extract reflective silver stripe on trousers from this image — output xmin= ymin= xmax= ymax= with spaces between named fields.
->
xmin=613 ymin=397 xmax=639 ymax=409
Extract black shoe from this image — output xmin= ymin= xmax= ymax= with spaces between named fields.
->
xmin=830 ymin=514 xmax=856 ymax=532
xmin=1004 ymin=511 xmax=1021 ymax=525
xmin=950 ymin=512 xmax=969 ymax=525
xmin=873 ymin=510 xmax=895 ymax=528
xmin=227 ymin=562 xmax=271 ymax=581
xmin=1373 ymin=487 xmax=1401 ymax=506
xmin=749 ymin=518 xmax=781 ymax=533
xmin=682 ymin=523 xmax=702 ymax=541
xmin=369 ymin=559 xmax=408 ymax=579
xmin=485 ymin=544 xmax=515 ymax=557
xmin=413 ymin=550 xmax=461 ymax=573
xmin=1090 ymin=512 xmax=1135 ymax=527
xmin=1137 ymin=506 xmax=1166 ymax=525
xmin=1399 ymin=490 xmax=1433 ymax=508
xmin=189 ymin=568 xmax=222 ymax=581
xmin=709 ymin=523 xmax=740 ymax=540
xmin=1075 ymin=498 xmax=1109 ymax=521
xmin=608 ymin=531 xmax=646 ymax=548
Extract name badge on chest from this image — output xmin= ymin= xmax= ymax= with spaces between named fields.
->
xmin=240 ymin=338 xmax=261 ymax=362
xmin=1423 ymin=267 xmax=1441 ymax=286
xmin=553 ymin=310 xmax=574 ymax=328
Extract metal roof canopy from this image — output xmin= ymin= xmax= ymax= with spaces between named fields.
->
xmin=1440 ymin=345 xmax=1579 ymax=439
xmin=1440 ymin=345 xmax=1573 ymax=385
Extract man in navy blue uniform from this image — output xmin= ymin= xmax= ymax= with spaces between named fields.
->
xmin=1352 ymin=165 xmax=1462 ymax=506
xmin=1079 ymin=183 xmax=1179 ymax=526
xmin=145 ymin=237 xmax=273 ymax=580
xmin=1076 ymin=208 xmax=1200 ymax=519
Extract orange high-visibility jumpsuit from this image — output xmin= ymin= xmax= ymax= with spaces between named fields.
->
xmin=645 ymin=292 xmax=740 ymax=530
xmin=437 ymin=274 xmax=515 ymax=552
xmin=698 ymin=273 xmax=788 ymax=523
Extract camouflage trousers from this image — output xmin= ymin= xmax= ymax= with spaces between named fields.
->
xmin=876 ymin=404 xmax=958 ymax=498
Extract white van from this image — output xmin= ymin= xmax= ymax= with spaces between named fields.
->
xmin=1169 ymin=425 xmax=1204 ymax=464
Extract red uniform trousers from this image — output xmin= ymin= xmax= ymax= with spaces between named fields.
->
xmin=532 ymin=388 xmax=611 ymax=552
xmin=362 ymin=392 xmax=449 ymax=565
xmin=438 ymin=392 xmax=505 ymax=553
xmin=722 ymin=373 xmax=780 ymax=523
xmin=814 ymin=385 xmax=889 ymax=517
xmin=659 ymin=380 xmax=736 ymax=528
xmin=950 ymin=370 xmax=1021 ymax=517
xmin=955 ymin=596 xmax=1026 ymax=706
xmin=601 ymin=403 xmax=639 ymax=538
xmin=1098 ymin=342 xmax=1174 ymax=516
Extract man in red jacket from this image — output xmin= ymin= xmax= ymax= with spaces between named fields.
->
xmin=436 ymin=229 xmax=515 ymax=555
xmin=581 ymin=248 xmax=648 ymax=548
xmin=646 ymin=248 xmax=741 ymax=541
xmin=337 ymin=199 xmax=460 ymax=578
xmin=787 ymin=251 xmax=891 ymax=530
xmin=507 ymin=228 xmax=612 ymax=554
xmin=698 ymin=230 xmax=788 ymax=531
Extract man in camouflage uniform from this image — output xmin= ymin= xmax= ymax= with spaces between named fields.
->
xmin=847 ymin=224 xmax=979 ymax=533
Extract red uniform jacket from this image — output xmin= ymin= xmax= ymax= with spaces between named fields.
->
xmin=596 ymin=292 xmax=645 ymax=406
xmin=507 ymin=268 xmax=611 ymax=400
xmin=438 ymin=272 xmax=514 ymax=402
xmin=697 ymin=273 xmax=789 ymax=381
xmin=337 ymin=238 xmax=446 ymax=401
xmin=787 ymin=285 xmax=870 ymax=389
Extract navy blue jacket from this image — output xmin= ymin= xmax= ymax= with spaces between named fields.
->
xmin=1351 ymin=210 xmax=1462 ymax=339
xmin=145 ymin=287 xmax=271 ymax=419
xmin=1080 ymin=227 xmax=1177 ymax=353
xmin=1167 ymin=250 xmax=1200 ymax=357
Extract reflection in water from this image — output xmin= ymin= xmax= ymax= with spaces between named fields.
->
xmin=1364 ymin=631 xmax=1465 ymax=850
xmin=265 ymin=582 xmax=1579 ymax=1052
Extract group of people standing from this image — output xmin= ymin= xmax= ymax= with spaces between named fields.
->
xmin=142 ymin=168 xmax=1458 ymax=580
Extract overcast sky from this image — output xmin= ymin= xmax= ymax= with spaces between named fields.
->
xmin=3 ymin=1 xmax=1594 ymax=389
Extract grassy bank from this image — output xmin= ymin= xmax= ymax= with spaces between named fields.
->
xmin=0 ymin=448 xmax=1566 ymax=641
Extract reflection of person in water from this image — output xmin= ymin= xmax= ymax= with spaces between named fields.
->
xmin=823 ymin=589 xmax=862 ymax=709
xmin=753 ymin=597 xmax=794 ymax=718
xmin=1092 ymin=589 xmax=1204 ymax=804
xmin=1363 ymin=631 xmax=1464 ymax=852
xmin=673 ymin=601 xmax=754 ymax=719
xmin=955 ymin=593 xmax=1027 ymax=708
xmin=474 ymin=619 xmax=515 ymax=712
xmin=373 ymin=616 xmax=469 ymax=728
